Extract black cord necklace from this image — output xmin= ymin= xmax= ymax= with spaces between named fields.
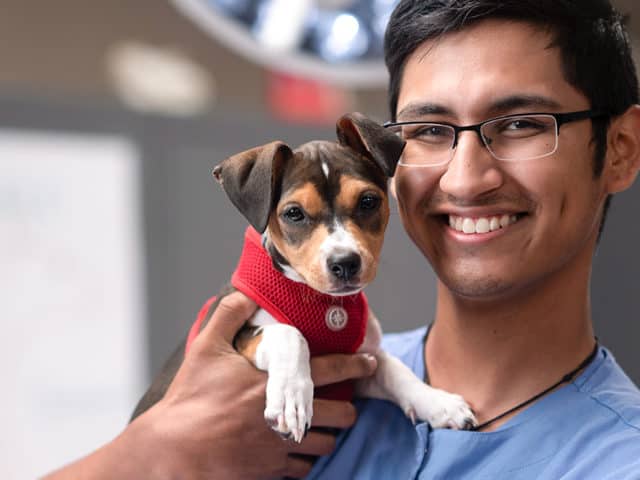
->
xmin=423 ymin=329 xmax=600 ymax=432
xmin=470 ymin=341 xmax=599 ymax=431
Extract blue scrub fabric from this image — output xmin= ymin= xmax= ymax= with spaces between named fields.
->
xmin=307 ymin=327 xmax=640 ymax=479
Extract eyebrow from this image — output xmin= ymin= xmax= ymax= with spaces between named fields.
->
xmin=396 ymin=103 xmax=453 ymax=120
xmin=396 ymin=94 xmax=563 ymax=121
xmin=488 ymin=95 xmax=563 ymax=115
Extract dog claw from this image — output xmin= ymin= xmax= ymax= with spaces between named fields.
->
xmin=406 ymin=407 xmax=417 ymax=425
xmin=463 ymin=418 xmax=478 ymax=430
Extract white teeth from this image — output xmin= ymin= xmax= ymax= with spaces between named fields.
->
xmin=448 ymin=214 xmax=520 ymax=235
xmin=475 ymin=218 xmax=490 ymax=234
xmin=462 ymin=218 xmax=475 ymax=234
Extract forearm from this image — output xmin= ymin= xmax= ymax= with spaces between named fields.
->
xmin=41 ymin=291 xmax=376 ymax=479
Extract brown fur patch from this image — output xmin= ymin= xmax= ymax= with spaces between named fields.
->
xmin=337 ymin=177 xmax=387 ymax=213
xmin=235 ymin=328 xmax=263 ymax=363
xmin=281 ymin=182 xmax=325 ymax=219
xmin=343 ymin=219 xmax=385 ymax=284
xmin=337 ymin=176 xmax=390 ymax=283
xmin=270 ymin=221 xmax=333 ymax=291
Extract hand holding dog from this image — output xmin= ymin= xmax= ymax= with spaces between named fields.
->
xmin=145 ymin=291 xmax=379 ymax=479
xmin=43 ymin=290 xmax=377 ymax=480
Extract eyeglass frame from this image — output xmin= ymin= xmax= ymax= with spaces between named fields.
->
xmin=383 ymin=109 xmax=608 ymax=166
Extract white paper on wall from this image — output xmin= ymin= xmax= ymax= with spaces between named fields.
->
xmin=0 ymin=129 xmax=147 ymax=479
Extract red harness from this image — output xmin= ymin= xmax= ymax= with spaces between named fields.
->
xmin=186 ymin=227 xmax=369 ymax=400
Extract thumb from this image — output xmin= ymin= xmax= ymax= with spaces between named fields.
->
xmin=197 ymin=290 xmax=258 ymax=346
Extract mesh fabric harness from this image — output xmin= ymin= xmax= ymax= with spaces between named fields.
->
xmin=186 ymin=227 xmax=369 ymax=401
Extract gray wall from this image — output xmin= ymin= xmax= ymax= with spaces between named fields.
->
xmin=2 ymin=97 xmax=638 ymax=387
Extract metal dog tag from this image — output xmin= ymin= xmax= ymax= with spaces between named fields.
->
xmin=325 ymin=306 xmax=348 ymax=331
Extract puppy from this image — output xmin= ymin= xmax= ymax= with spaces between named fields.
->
xmin=131 ymin=113 xmax=476 ymax=442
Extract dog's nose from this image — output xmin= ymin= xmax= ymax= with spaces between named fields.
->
xmin=328 ymin=253 xmax=361 ymax=281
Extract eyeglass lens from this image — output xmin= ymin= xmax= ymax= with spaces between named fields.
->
xmin=389 ymin=114 xmax=559 ymax=166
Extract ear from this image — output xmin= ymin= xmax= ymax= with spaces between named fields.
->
xmin=604 ymin=105 xmax=640 ymax=194
xmin=336 ymin=112 xmax=405 ymax=177
xmin=212 ymin=141 xmax=293 ymax=233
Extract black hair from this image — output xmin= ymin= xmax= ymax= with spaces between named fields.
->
xmin=384 ymin=0 xmax=638 ymax=234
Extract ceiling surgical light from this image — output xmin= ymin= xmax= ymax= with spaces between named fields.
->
xmin=319 ymin=13 xmax=369 ymax=62
xmin=170 ymin=0 xmax=400 ymax=88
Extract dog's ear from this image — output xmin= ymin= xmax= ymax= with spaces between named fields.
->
xmin=336 ymin=112 xmax=405 ymax=177
xmin=213 ymin=141 xmax=293 ymax=233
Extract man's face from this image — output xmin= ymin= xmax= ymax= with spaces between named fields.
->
xmin=393 ymin=19 xmax=609 ymax=300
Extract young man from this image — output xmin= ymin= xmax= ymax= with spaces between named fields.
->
xmin=45 ymin=0 xmax=640 ymax=478
xmin=305 ymin=0 xmax=640 ymax=478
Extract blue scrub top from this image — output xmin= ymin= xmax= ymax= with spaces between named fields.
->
xmin=308 ymin=327 xmax=640 ymax=479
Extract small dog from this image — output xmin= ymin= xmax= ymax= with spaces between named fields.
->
xmin=131 ymin=113 xmax=476 ymax=441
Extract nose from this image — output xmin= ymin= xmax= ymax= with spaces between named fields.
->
xmin=439 ymin=131 xmax=504 ymax=200
xmin=327 ymin=253 xmax=361 ymax=281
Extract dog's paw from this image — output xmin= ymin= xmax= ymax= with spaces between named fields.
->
xmin=264 ymin=372 xmax=314 ymax=443
xmin=404 ymin=388 xmax=477 ymax=430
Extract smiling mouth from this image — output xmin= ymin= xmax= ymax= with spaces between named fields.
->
xmin=446 ymin=213 xmax=527 ymax=234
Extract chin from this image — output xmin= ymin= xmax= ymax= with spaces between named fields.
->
xmin=440 ymin=273 xmax=518 ymax=301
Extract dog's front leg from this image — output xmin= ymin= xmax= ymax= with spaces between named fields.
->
xmin=236 ymin=312 xmax=314 ymax=443
xmin=355 ymin=313 xmax=477 ymax=430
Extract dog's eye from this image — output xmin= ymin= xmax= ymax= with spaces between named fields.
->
xmin=283 ymin=206 xmax=306 ymax=223
xmin=359 ymin=194 xmax=380 ymax=211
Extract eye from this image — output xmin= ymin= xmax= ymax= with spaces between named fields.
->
xmin=359 ymin=193 xmax=381 ymax=212
xmin=504 ymin=119 xmax=542 ymax=131
xmin=282 ymin=206 xmax=306 ymax=223
xmin=490 ymin=116 xmax=553 ymax=139
xmin=404 ymin=124 xmax=453 ymax=145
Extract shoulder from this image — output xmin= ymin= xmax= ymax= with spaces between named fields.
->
xmin=555 ymin=347 xmax=640 ymax=477
xmin=578 ymin=346 xmax=640 ymax=432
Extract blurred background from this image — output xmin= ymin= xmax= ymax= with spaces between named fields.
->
xmin=0 ymin=1 xmax=638 ymax=477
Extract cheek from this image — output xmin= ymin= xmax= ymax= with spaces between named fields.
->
xmin=506 ymin=152 xmax=605 ymax=249
xmin=287 ymin=228 xmax=325 ymax=265
xmin=510 ymin=152 xmax=592 ymax=218
xmin=394 ymin=168 xmax=440 ymax=218
xmin=271 ymin=225 xmax=330 ymax=280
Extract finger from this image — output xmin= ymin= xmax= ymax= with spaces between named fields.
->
xmin=310 ymin=399 xmax=357 ymax=429
xmin=311 ymin=353 xmax=377 ymax=387
xmin=288 ymin=430 xmax=337 ymax=457
xmin=198 ymin=291 xmax=257 ymax=345
xmin=283 ymin=456 xmax=314 ymax=479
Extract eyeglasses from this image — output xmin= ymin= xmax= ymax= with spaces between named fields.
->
xmin=384 ymin=110 xmax=607 ymax=167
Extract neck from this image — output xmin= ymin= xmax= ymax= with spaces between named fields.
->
xmin=426 ymin=244 xmax=596 ymax=429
